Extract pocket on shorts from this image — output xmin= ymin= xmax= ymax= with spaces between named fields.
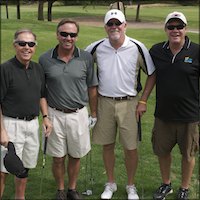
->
xmin=4 ymin=118 xmax=17 ymax=142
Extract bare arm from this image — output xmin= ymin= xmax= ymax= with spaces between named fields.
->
xmin=0 ymin=106 xmax=9 ymax=147
xmin=136 ymin=72 xmax=156 ymax=120
xmin=88 ymin=86 xmax=98 ymax=118
xmin=40 ymin=98 xmax=52 ymax=137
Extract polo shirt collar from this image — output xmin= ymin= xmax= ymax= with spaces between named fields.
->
xmin=52 ymin=45 xmax=80 ymax=59
xmin=163 ymin=36 xmax=191 ymax=50
xmin=104 ymin=35 xmax=129 ymax=49
xmin=13 ymin=56 xmax=33 ymax=69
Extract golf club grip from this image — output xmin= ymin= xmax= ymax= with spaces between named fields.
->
xmin=138 ymin=117 xmax=142 ymax=142
xmin=44 ymin=137 xmax=48 ymax=155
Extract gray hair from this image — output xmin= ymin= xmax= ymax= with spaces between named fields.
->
xmin=14 ymin=29 xmax=37 ymax=42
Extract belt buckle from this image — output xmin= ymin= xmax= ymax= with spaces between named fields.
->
xmin=26 ymin=116 xmax=34 ymax=121
xmin=115 ymin=97 xmax=123 ymax=101
xmin=26 ymin=116 xmax=31 ymax=121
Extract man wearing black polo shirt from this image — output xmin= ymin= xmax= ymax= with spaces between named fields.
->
xmin=39 ymin=19 xmax=98 ymax=200
xmin=0 ymin=29 xmax=52 ymax=200
xmin=149 ymin=12 xmax=199 ymax=200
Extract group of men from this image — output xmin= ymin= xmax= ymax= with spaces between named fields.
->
xmin=0 ymin=8 xmax=199 ymax=200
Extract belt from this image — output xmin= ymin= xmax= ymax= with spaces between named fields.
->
xmin=8 ymin=116 xmax=37 ymax=121
xmin=100 ymin=95 xmax=135 ymax=101
xmin=50 ymin=106 xmax=84 ymax=113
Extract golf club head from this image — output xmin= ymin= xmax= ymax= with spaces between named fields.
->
xmin=82 ymin=189 xmax=92 ymax=196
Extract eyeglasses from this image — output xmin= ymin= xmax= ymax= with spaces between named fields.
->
xmin=15 ymin=41 xmax=37 ymax=47
xmin=166 ymin=24 xmax=186 ymax=30
xmin=106 ymin=21 xmax=122 ymax=27
xmin=59 ymin=32 xmax=78 ymax=38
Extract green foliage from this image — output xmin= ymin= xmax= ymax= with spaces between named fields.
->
xmin=1 ymin=4 xmax=199 ymax=200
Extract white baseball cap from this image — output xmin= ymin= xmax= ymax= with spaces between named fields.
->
xmin=104 ymin=9 xmax=126 ymax=24
xmin=165 ymin=11 xmax=187 ymax=25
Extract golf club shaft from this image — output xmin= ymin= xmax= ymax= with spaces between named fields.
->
xmin=42 ymin=136 xmax=48 ymax=167
xmin=138 ymin=116 xmax=142 ymax=142
xmin=138 ymin=116 xmax=144 ymax=198
xmin=40 ymin=136 xmax=48 ymax=196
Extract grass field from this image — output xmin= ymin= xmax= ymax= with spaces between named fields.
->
xmin=1 ymin=3 xmax=199 ymax=200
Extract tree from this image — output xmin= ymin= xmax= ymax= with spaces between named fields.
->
xmin=5 ymin=0 xmax=9 ymax=19
xmin=47 ymin=0 xmax=56 ymax=21
xmin=135 ymin=0 xmax=141 ymax=22
xmin=38 ymin=0 xmax=45 ymax=20
xmin=16 ymin=0 xmax=20 ymax=19
xmin=37 ymin=0 xmax=56 ymax=21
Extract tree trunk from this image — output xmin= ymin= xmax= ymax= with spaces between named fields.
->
xmin=47 ymin=0 xmax=56 ymax=22
xmin=38 ymin=0 xmax=45 ymax=20
xmin=135 ymin=0 xmax=141 ymax=22
xmin=16 ymin=0 xmax=20 ymax=19
xmin=6 ymin=0 xmax=9 ymax=19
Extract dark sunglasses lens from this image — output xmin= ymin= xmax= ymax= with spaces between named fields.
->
xmin=115 ymin=22 xmax=122 ymax=26
xmin=176 ymin=25 xmax=185 ymax=30
xmin=107 ymin=22 xmax=122 ymax=27
xmin=16 ymin=41 xmax=36 ymax=47
xmin=17 ymin=42 xmax=26 ymax=46
xmin=28 ymin=42 xmax=36 ymax=47
xmin=59 ymin=32 xmax=77 ymax=38
xmin=69 ymin=33 xmax=78 ymax=37
xmin=167 ymin=25 xmax=185 ymax=30
xmin=59 ymin=32 xmax=67 ymax=37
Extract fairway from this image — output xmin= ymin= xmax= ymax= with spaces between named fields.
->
xmin=0 ymin=2 xmax=199 ymax=200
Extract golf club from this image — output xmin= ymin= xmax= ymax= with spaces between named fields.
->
xmin=39 ymin=136 xmax=48 ymax=197
xmin=82 ymin=129 xmax=93 ymax=196
xmin=138 ymin=116 xmax=142 ymax=142
xmin=138 ymin=116 xmax=144 ymax=199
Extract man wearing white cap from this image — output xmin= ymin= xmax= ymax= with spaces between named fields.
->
xmin=150 ymin=11 xmax=199 ymax=200
xmin=86 ymin=9 xmax=156 ymax=199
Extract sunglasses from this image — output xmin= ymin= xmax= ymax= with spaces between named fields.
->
xmin=106 ymin=21 xmax=122 ymax=27
xmin=15 ymin=41 xmax=37 ymax=47
xmin=166 ymin=24 xmax=186 ymax=30
xmin=59 ymin=32 xmax=78 ymax=38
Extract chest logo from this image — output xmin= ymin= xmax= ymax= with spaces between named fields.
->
xmin=184 ymin=57 xmax=193 ymax=63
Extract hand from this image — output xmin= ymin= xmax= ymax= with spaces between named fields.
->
xmin=136 ymin=102 xmax=146 ymax=121
xmin=42 ymin=117 xmax=53 ymax=137
xmin=88 ymin=116 xmax=97 ymax=129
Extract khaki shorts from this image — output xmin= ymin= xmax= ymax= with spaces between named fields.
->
xmin=92 ymin=96 xmax=139 ymax=150
xmin=152 ymin=118 xmax=199 ymax=161
xmin=1 ymin=116 xmax=39 ymax=173
xmin=46 ymin=106 xmax=90 ymax=158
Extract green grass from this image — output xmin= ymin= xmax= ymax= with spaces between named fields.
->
xmin=1 ymin=3 xmax=199 ymax=200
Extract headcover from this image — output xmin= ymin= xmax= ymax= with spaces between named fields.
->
xmin=3 ymin=142 xmax=26 ymax=177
